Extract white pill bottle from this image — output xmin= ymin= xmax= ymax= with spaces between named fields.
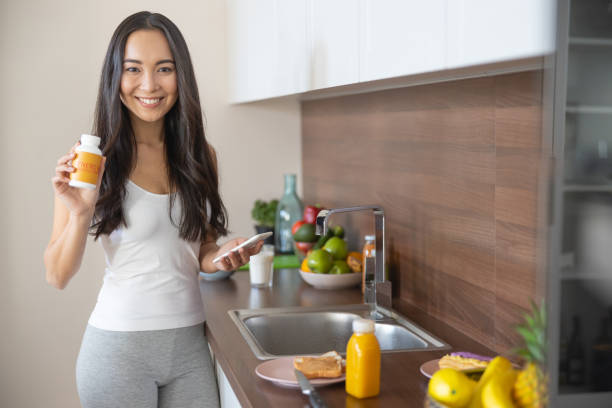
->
xmin=69 ymin=134 xmax=102 ymax=190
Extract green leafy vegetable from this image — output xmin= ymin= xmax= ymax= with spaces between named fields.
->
xmin=251 ymin=199 xmax=278 ymax=227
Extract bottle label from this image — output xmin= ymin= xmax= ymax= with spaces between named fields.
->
xmin=70 ymin=151 xmax=101 ymax=185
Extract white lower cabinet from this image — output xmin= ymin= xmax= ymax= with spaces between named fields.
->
xmin=216 ymin=361 xmax=242 ymax=408
xmin=208 ymin=341 xmax=242 ymax=408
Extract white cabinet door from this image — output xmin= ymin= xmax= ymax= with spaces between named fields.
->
xmin=308 ymin=0 xmax=360 ymax=89
xmin=276 ymin=1 xmax=309 ymax=97
xmin=216 ymin=361 xmax=241 ymax=408
xmin=446 ymin=0 xmax=556 ymax=69
xmin=227 ymin=0 xmax=276 ymax=103
xmin=360 ymin=0 xmax=447 ymax=82
xmin=228 ymin=0 xmax=308 ymax=103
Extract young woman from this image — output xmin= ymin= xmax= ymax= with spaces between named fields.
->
xmin=43 ymin=12 xmax=260 ymax=408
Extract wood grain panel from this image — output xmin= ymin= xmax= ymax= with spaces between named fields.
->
xmin=495 ymin=186 xmax=537 ymax=228
xmin=495 ymin=297 xmax=532 ymax=354
xmin=493 ymin=70 xmax=544 ymax=351
xmin=427 ymin=268 xmax=497 ymax=351
xmin=495 ymin=106 xmax=543 ymax=150
xmin=496 ymin=148 xmax=541 ymax=191
xmin=302 ymin=70 xmax=548 ymax=353
xmin=495 ymin=220 xmax=537 ymax=307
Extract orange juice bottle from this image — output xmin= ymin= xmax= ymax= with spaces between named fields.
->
xmin=69 ymin=134 xmax=102 ymax=190
xmin=346 ymin=318 xmax=380 ymax=399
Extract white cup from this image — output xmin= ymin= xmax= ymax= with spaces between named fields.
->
xmin=249 ymin=245 xmax=274 ymax=288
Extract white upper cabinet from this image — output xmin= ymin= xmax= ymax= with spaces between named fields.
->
xmin=360 ymin=0 xmax=446 ymax=82
xmin=227 ymin=0 xmax=556 ymax=102
xmin=445 ymin=0 xmax=556 ymax=69
xmin=309 ymin=0 xmax=360 ymax=89
xmin=227 ymin=0 xmax=308 ymax=103
xmin=275 ymin=1 xmax=310 ymax=96
xmin=227 ymin=0 xmax=276 ymax=103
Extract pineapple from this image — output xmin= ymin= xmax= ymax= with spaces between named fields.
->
xmin=512 ymin=301 xmax=548 ymax=408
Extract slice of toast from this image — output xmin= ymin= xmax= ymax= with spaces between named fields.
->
xmin=438 ymin=354 xmax=489 ymax=371
xmin=293 ymin=351 xmax=343 ymax=379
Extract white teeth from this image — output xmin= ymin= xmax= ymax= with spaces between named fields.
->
xmin=139 ymin=98 xmax=161 ymax=105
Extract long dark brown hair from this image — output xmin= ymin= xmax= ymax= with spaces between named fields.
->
xmin=91 ymin=11 xmax=228 ymax=241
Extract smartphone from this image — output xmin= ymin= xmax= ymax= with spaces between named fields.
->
xmin=212 ymin=231 xmax=273 ymax=264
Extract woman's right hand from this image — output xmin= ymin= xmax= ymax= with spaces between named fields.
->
xmin=52 ymin=142 xmax=106 ymax=216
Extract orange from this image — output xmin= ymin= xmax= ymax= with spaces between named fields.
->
xmin=300 ymin=257 xmax=311 ymax=272
xmin=347 ymin=252 xmax=362 ymax=273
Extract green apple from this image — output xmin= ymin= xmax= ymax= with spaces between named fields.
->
xmin=306 ymin=249 xmax=334 ymax=274
xmin=322 ymin=237 xmax=348 ymax=261
xmin=329 ymin=260 xmax=351 ymax=274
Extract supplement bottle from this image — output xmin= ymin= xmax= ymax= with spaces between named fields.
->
xmin=362 ymin=235 xmax=376 ymax=294
xmin=69 ymin=134 xmax=102 ymax=190
xmin=346 ymin=318 xmax=380 ymax=399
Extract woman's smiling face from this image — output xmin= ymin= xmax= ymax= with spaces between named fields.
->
xmin=120 ymin=29 xmax=178 ymax=125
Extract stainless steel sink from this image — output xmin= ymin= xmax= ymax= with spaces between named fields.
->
xmin=228 ymin=304 xmax=449 ymax=359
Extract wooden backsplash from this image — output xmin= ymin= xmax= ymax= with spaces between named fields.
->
xmin=301 ymin=71 xmax=549 ymax=354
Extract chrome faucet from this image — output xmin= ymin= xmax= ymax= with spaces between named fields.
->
xmin=315 ymin=206 xmax=390 ymax=316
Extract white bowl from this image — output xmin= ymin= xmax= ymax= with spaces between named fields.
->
xmin=299 ymin=270 xmax=361 ymax=290
xmin=200 ymin=270 xmax=235 ymax=281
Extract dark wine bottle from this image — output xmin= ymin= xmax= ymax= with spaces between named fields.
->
xmin=568 ymin=315 xmax=586 ymax=386
xmin=559 ymin=323 xmax=569 ymax=386
xmin=590 ymin=312 xmax=612 ymax=391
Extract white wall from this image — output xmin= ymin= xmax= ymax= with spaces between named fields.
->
xmin=0 ymin=1 xmax=301 ymax=406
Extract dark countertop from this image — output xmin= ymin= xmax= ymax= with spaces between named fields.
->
xmin=199 ymin=269 xmax=493 ymax=408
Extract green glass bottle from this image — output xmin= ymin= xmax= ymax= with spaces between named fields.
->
xmin=274 ymin=174 xmax=303 ymax=254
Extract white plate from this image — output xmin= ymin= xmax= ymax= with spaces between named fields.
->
xmin=420 ymin=356 xmax=509 ymax=378
xmin=299 ymin=270 xmax=361 ymax=290
xmin=420 ymin=359 xmax=440 ymax=378
xmin=255 ymin=357 xmax=345 ymax=389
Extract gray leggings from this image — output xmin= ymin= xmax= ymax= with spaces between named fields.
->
xmin=76 ymin=323 xmax=219 ymax=408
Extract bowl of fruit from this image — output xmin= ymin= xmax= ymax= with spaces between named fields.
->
xmin=291 ymin=205 xmax=363 ymax=289
xmin=299 ymin=240 xmax=363 ymax=290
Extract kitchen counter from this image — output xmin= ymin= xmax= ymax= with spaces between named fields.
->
xmin=199 ymin=269 xmax=494 ymax=408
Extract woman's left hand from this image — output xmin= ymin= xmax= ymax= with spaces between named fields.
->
xmin=213 ymin=238 xmax=265 ymax=271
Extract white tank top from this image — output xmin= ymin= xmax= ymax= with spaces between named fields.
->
xmin=88 ymin=180 xmax=205 ymax=331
